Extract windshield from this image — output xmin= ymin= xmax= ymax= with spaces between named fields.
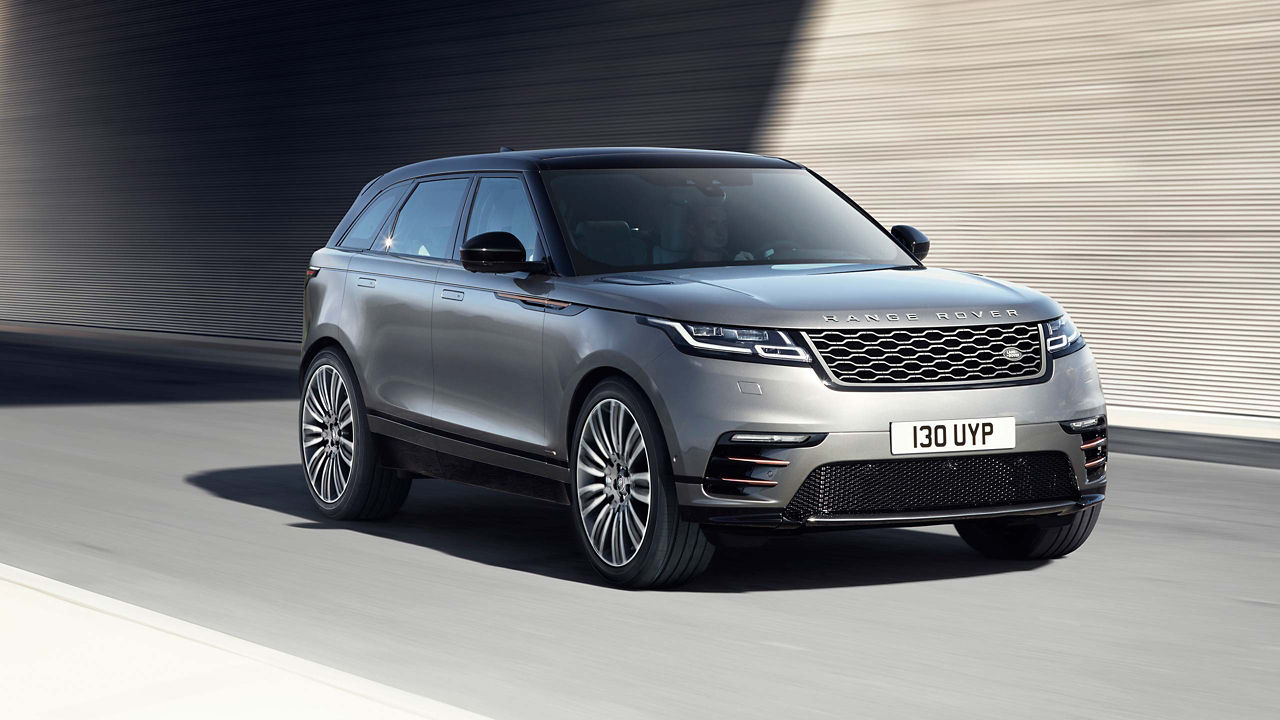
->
xmin=541 ymin=167 xmax=916 ymax=275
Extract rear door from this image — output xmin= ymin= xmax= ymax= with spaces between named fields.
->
xmin=344 ymin=174 xmax=472 ymax=425
xmin=431 ymin=174 xmax=551 ymax=453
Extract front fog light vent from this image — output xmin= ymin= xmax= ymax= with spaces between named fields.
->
xmin=704 ymin=449 xmax=790 ymax=496
xmin=1062 ymin=416 xmax=1108 ymax=484
xmin=705 ymin=433 xmax=822 ymax=497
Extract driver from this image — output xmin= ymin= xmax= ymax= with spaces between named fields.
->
xmin=686 ymin=205 xmax=753 ymax=263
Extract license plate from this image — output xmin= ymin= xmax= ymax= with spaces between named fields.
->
xmin=890 ymin=417 xmax=1015 ymax=455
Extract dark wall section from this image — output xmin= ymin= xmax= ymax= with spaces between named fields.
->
xmin=0 ymin=0 xmax=806 ymax=341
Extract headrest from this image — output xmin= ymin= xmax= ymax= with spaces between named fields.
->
xmin=659 ymin=201 xmax=691 ymax=252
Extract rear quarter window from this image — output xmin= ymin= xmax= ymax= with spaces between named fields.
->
xmin=337 ymin=184 xmax=410 ymax=250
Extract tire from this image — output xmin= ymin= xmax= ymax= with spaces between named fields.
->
xmin=299 ymin=348 xmax=410 ymax=521
xmin=955 ymin=505 xmax=1100 ymax=560
xmin=569 ymin=378 xmax=714 ymax=588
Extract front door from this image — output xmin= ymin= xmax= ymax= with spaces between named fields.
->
xmin=432 ymin=174 xmax=550 ymax=455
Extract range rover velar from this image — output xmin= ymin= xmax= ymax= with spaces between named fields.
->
xmin=300 ymin=147 xmax=1107 ymax=588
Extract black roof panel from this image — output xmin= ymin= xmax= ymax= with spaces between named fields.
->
xmin=371 ymin=147 xmax=798 ymax=192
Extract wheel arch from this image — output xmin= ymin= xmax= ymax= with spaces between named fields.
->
xmin=299 ymin=332 xmax=355 ymax=392
xmin=563 ymin=364 xmax=682 ymax=479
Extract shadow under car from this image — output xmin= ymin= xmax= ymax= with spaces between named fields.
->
xmin=186 ymin=463 xmax=1051 ymax=591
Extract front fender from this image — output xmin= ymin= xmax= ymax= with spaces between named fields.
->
xmin=545 ymin=309 xmax=681 ymax=468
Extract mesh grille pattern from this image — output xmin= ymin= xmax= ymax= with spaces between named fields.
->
xmin=804 ymin=323 xmax=1043 ymax=385
xmin=784 ymin=452 xmax=1078 ymax=521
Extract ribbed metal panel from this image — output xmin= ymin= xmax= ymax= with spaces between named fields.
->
xmin=759 ymin=0 xmax=1280 ymax=419
xmin=0 ymin=0 xmax=805 ymax=341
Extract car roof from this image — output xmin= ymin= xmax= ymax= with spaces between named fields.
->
xmin=366 ymin=147 xmax=799 ymax=194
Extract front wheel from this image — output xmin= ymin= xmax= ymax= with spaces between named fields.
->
xmin=569 ymin=378 xmax=714 ymax=588
xmin=955 ymin=505 xmax=1100 ymax=560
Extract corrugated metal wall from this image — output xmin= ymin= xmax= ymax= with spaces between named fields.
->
xmin=758 ymin=0 xmax=1280 ymax=421
xmin=3 ymin=0 xmax=1277 ymax=427
xmin=0 ymin=0 xmax=805 ymax=341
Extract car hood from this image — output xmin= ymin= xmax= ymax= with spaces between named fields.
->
xmin=553 ymin=264 xmax=1062 ymax=329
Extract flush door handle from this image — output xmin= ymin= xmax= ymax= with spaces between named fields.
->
xmin=441 ymin=289 xmax=465 ymax=302
xmin=356 ymin=277 xmax=377 ymax=288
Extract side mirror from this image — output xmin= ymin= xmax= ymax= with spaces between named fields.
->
xmin=890 ymin=225 xmax=930 ymax=261
xmin=459 ymin=232 xmax=547 ymax=274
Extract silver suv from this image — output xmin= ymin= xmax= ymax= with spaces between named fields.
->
xmin=300 ymin=148 xmax=1107 ymax=588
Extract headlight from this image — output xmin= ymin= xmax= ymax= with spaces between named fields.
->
xmin=641 ymin=318 xmax=811 ymax=364
xmin=1044 ymin=313 xmax=1085 ymax=358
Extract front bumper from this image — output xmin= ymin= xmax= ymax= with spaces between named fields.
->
xmin=639 ymin=345 xmax=1108 ymax=530
xmin=674 ymin=420 xmax=1107 ymax=529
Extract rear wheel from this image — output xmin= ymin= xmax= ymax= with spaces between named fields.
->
xmin=570 ymin=378 xmax=714 ymax=588
xmin=300 ymin=348 xmax=410 ymax=520
xmin=955 ymin=505 xmax=1100 ymax=560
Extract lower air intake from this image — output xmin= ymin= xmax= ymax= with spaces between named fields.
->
xmin=783 ymin=451 xmax=1078 ymax=521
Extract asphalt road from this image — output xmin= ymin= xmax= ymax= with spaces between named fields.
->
xmin=0 ymin=338 xmax=1276 ymax=718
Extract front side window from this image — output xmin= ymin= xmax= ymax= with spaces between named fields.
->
xmin=383 ymin=177 xmax=471 ymax=257
xmin=541 ymin=168 xmax=917 ymax=274
xmin=463 ymin=177 xmax=542 ymax=261
xmin=338 ymin=183 xmax=409 ymax=249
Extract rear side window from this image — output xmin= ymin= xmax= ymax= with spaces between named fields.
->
xmin=463 ymin=177 xmax=543 ymax=261
xmin=338 ymin=184 xmax=409 ymax=250
xmin=385 ymin=178 xmax=471 ymax=257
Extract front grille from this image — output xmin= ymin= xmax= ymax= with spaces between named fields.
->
xmin=783 ymin=451 xmax=1079 ymax=521
xmin=803 ymin=322 xmax=1044 ymax=386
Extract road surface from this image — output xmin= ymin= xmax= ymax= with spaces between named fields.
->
xmin=0 ymin=337 xmax=1276 ymax=718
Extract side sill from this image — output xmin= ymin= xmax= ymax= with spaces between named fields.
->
xmin=368 ymin=414 xmax=569 ymax=483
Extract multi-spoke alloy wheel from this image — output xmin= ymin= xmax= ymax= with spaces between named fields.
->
xmin=302 ymin=363 xmax=355 ymax=504
xmin=569 ymin=379 xmax=714 ymax=588
xmin=575 ymin=398 xmax=652 ymax=567
xmin=298 ymin=349 xmax=411 ymax=521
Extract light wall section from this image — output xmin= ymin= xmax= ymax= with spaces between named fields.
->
xmin=758 ymin=0 xmax=1280 ymax=428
